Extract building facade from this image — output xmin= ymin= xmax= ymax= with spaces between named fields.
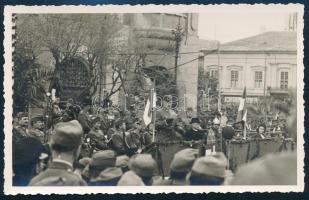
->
xmin=34 ymin=13 xmax=217 ymax=114
xmin=104 ymin=13 xmax=217 ymax=114
xmin=201 ymin=31 xmax=297 ymax=104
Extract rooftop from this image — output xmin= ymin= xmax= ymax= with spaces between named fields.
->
xmin=220 ymin=31 xmax=297 ymax=52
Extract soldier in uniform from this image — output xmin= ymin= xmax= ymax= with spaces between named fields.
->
xmin=184 ymin=118 xmax=207 ymax=141
xmin=153 ymin=148 xmax=198 ymax=186
xmin=28 ymin=120 xmax=87 ymax=186
xmin=87 ymin=116 xmax=108 ymax=151
xmin=109 ymin=120 xmax=127 ymax=155
xmin=182 ymin=107 xmax=194 ymax=128
xmin=155 ymin=96 xmax=180 ymax=141
xmin=117 ymin=171 xmax=145 ymax=186
xmin=189 ymin=152 xmax=227 ymax=185
xmin=207 ymin=118 xmax=221 ymax=151
xmin=128 ymin=154 xmax=157 ymax=185
xmin=109 ymin=119 xmax=140 ymax=156
xmin=13 ymin=114 xmax=29 ymax=142
xmin=87 ymin=150 xmax=122 ymax=186
xmin=77 ymin=106 xmax=92 ymax=134
xmin=28 ymin=116 xmax=45 ymax=143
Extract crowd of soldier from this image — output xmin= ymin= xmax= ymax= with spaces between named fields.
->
xmin=12 ymin=95 xmax=297 ymax=187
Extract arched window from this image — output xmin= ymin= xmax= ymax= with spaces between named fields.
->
xmin=58 ymin=57 xmax=91 ymax=101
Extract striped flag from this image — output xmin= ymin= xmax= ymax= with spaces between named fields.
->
xmin=143 ymin=87 xmax=156 ymax=126
xmin=236 ymin=87 xmax=247 ymax=123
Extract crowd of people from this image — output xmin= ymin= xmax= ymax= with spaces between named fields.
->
xmin=12 ymin=94 xmax=297 ymax=186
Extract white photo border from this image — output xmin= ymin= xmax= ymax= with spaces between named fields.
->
xmin=3 ymin=4 xmax=305 ymax=194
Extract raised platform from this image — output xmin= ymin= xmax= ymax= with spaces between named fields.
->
xmin=226 ymin=137 xmax=295 ymax=172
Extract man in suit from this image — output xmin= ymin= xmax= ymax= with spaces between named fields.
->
xmin=29 ymin=120 xmax=87 ymax=186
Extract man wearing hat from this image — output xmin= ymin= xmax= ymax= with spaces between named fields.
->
xmin=116 ymin=155 xmax=130 ymax=173
xmin=77 ymin=106 xmax=92 ymax=134
xmin=28 ymin=116 xmax=45 ymax=143
xmin=189 ymin=152 xmax=227 ymax=185
xmin=184 ymin=118 xmax=207 ymax=141
xmin=221 ymin=125 xmax=235 ymax=155
xmin=153 ymin=148 xmax=198 ymax=186
xmin=109 ymin=119 xmax=127 ymax=155
xmin=87 ymin=116 xmax=108 ymax=150
xmin=117 ymin=171 xmax=145 ymax=186
xmin=29 ymin=120 xmax=87 ymax=186
xmin=13 ymin=114 xmax=29 ymax=142
xmin=109 ymin=119 xmax=140 ymax=156
xmin=155 ymin=95 xmax=180 ymax=141
xmin=73 ymin=157 xmax=91 ymax=182
xmin=88 ymin=150 xmax=122 ymax=186
xmin=207 ymin=117 xmax=221 ymax=151
xmin=128 ymin=154 xmax=157 ymax=185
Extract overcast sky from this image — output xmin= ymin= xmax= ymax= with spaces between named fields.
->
xmin=198 ymin=12 xmax=291 ymax=43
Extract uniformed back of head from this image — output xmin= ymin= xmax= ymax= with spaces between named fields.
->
xmin=50 ymin=120 xmax=84 ymax=152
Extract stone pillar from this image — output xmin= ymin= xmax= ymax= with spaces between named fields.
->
xmin=177 ymin=45 xmax=200 ymax=117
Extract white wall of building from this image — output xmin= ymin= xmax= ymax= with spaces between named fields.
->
xmin=202 ymin=51 xmax=297 ymax=99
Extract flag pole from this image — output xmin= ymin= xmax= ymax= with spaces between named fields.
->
xmin=243 ymin=120 xmax=247 ymax=140
xmin=152 ymin=78 xmax=157 ymax=143
xmin=243 ymin=110 xmax=247 ymax=140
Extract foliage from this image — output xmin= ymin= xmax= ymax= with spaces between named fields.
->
xmin=14 ymin=14 xmax=125 ymax=108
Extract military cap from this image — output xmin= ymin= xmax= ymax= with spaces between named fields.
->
xmin=79 ymin=157 xmax=91 ymax=167
xmin=129 ymin=154 xmax=157 ymax=177
xmin=192 ymin=152 xmax=227 ymax=178
xmin=50 ymin=120 xmax=83 ymax=150
xmin=90 ymin=150 xmax=116 ymax=168
xmin=117 ymin=171 xmax=145 ymax=186
xmin=94 ymin=167 xmax=123 ymax=181
xmin=116 ymin=155 xmax=130 ymax=168
xmin=170 ymin=148 xmax=198 ymax=173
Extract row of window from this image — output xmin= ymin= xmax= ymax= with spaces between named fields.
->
xmin=209 ymin=70 xmax=289 ymax=89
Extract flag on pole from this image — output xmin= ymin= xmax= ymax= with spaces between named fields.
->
xmin=236 ymin=87 xmax=247 ymax=123
xmin=143 ymin=86 xmax=156 ymax=126
xmin=275 ymin=112 xmax=279 ymax=120
xmin=242 ymin=109 xmax=247 ymax=122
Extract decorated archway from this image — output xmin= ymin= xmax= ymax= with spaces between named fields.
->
xmin=57 ymin=57 xmax=91 ymax=102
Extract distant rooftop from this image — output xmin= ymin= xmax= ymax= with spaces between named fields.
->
xmin=220 ymin=31 xmax=297 ymax=52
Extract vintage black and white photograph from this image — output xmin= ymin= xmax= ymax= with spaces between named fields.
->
xmin=3 ymin=5 xmax=304 ymax=194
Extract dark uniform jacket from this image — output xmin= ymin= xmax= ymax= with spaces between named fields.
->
xmin=155 ymin=109 xmax=179 ymax=141
xmin=88 ymin=129 xmax=108 ymax=150
xmin=28 ymin=159 xmax=87 ymax=186
xmin=77 ymin=112 xmax=92 ymax=134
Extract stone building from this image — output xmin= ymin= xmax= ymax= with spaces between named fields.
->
xmin=34 ymin=13 xmax=217 ymax=114
xmin=102 ymin=13 xmax=217 ymax=114
xmin=200 ymin=31 xmax=297 ymax=104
